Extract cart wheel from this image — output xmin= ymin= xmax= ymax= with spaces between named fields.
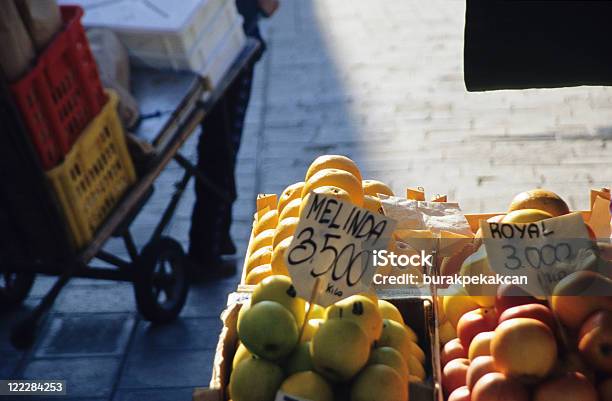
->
xmin=134 ymin=237 xmax=188 ymax=323
xmin=0 ymin=272 xmax=35 ymax=309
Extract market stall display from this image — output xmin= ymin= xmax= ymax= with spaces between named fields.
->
xmin=193 ymin=289 xmax=437 ymax=401
xmin=197 ymin=150 xmax=611 ymax=401
xmin=238 ymin=155 xmax=401 ymax=291
xmin=436 ymin=189 xmax=612 ymax=401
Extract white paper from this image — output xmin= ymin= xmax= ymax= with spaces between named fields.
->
xmin=285 ymin=194 xmax=396 ymax=306
xmin=482 ymin=213 xmax=597 ymax=296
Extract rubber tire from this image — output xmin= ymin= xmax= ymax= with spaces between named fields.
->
xmin=134 ymin=237 xmax=188 ymax=323
xmin=0 ymin=272 xmax=35 ymax=310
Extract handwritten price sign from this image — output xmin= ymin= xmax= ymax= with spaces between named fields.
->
xmin=285 ymin=193 xmax=396 ymax=306
xmin=481 ymin=212 xmax=598 ymax=296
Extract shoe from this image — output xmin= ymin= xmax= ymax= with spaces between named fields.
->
xmin=220 ymin=236 xmax=237 ymax=255
xmin=185 ymin=254 xmax=237 ymax=283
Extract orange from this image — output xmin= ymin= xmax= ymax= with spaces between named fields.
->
xmin=300 ymin=185 xmax=352 ymax=215
xmin=245 ymin=246 xmax=272 ymax=274
xmin=279 ymin=198 xmax=302 ymax=221
xmin=302 ymin=168 xmax=364 ymax=207
xmin=249 ymin=229 xmax=275 ymax=253
xmin=253 ymin=209 xmax=278 ymax=236
xmin=362 ymin=179 xmax=394 ymax=197
xmin=273 ymin=217 xmax=299 ymax=249
xmin=508 ymin=189 xmax=570 ymax=217
xmin=245 ymin=264 xmax=274 ymax=285
xmin=278 ymin=182 xmax=305 ymax=214
xmin=363 ymin=195 xmax=383 ymax=214
xmin=271 ymin=236 xmax=293 ymax=276
xmin=305 ymin=155 xmax=362 ymax=182
xmin=502 ymin=209 xmax=553 ymax=224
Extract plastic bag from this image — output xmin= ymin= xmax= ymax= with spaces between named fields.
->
xmin=87 ymin=28 xmax=140 ymax=129
xmin=15 ymin=0 xmax=62 ymax=51
xmin=0 ymin=1 xmax=35 ymax=81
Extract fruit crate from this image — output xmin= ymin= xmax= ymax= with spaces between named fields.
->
xmin=200 ymin=18 xmax=246 ymax=89
xmin=59 ymin=0 xmax=240 ymax=71
xmin=61 ymin=0 xmax=226 ymax=56
xmin=46 ymin=90 xmax=136 ymax=249
xmin=129 ymin=2 xmax=242 ymax=72
xmin=192 ymin=294 xmax=441 ymax=401
xmin=10 ymin=6 xmax=107 ymax=170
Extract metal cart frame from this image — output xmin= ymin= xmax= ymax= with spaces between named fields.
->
xmin=0 ymin=39 xmax=261 ymax=349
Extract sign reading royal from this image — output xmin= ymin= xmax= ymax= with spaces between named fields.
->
xmin=284 ymin=193 xmax=396 ymax=306
xmin=481 ymin=212 xmax=597 ymax=296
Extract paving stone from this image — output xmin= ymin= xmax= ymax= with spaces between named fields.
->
xmin=113 ymin=387 xmax=194 ymax=401
xmin=21 ymin=357 xmax=120 ymax=398
xmin=131 ymin=317 xmax=220 ymax=351
xmin=35 ymin=314 xmax=135 ymax=358
xmin=54 ymin=284 xmax=136 ymax=314
xmin=181 ymin=279 xmax=238 ymax=318
xmin=119 ymin=349 xmax=213 ymax=389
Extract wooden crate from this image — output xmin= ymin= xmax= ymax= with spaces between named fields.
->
xmin=193 ymin=294 xmax=442 ymax=401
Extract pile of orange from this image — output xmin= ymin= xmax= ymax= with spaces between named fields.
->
xmin=243 ymin=155 xmax=395 ymax=285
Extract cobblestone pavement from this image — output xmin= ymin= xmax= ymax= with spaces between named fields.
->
xmin=2 ymin=0 xmax=612 ymax=399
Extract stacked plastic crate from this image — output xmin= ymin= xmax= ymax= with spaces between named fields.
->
xmin=59 ymin=0 xmax=247 ymax=88
xmin=9 ymin=6 xmax=136 ymax=248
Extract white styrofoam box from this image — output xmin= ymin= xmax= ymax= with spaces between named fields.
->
xmin=58 ymin=0 xmax=232 ymax=57
xmin=129 ymin=2 xmax=241 ymax=71
xmin=202 ymin=18 xmax=246 ymax=88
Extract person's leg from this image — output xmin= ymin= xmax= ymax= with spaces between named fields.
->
xmin=188 ymin=96 xmax=235 ymax=269
xmin=218 ymin=64 xmax=256 ymax=255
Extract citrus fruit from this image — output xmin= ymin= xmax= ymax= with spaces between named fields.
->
xmin=363 ymin=195 xmax=383 ymax=213
xmin=305 ymin=155 xmax=362 ymax=182
xmin=508 ymin=189 xmax=570 ymax=217
xmin=300 ymin=185 xmax=352 ymax=215
xmin=249 ymin=229 xmax=274 ymax=253
xmin=245 ymin=246 xmax=272 ymax=274
xmin=502 ymin=209 xmax=553 ymax=223
xmin=278 ymin=182 xmax=305 ymax=214
xmin=303 ymin=168 xmax=364 ymax=207
xmin=279 ymin=197 xmax=302 ymax=220
xmin=245 ymin=264 xmax=273 ymax=285
xmin=253 ymin=209 xmax=278 ymax=236
xmin=273 ymin=217 xmax=299 ymax=249
xmin=362 ymin=179 xmax=394 ymax=197
xmin=271 ymin=236 xmax=292 ymax=276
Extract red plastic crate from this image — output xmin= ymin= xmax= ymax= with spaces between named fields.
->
xmin=10 ymin=6 xmax=107 ymax=170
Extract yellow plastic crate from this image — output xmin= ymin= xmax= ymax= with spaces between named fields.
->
xmin=46 ymin=90 xmax=137 ymax=248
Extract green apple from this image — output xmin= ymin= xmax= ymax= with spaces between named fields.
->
xmin=229 ymin=357 xmax=283 ymax=401
xmin=351 ymin=364 xmax=408 ymax=401
xmin=232 ymin=342 xmax=252 ymax=370
xmin=252 ymin=275 xmax=306 ymax=325
xmin=310 ymin=319 xmax=370 ymax=381
xmin=284 ymin=342 xmax=314 ymax=376
xmin=325 ymin=295 xmax=383 ymax=343
xmin=377 ymin=319 xmax=412 ymax=362
xmin=301 ymin=318 xmax=323 ymax=343
xmin=308 ymin=303 xmax=326 ymax=319
xmin=237 ymin=300 xmax=250 ymax=332
xmin=239 ymin=301 xmax=298 ymax=360
xmin=378 ymin=300 xmax=405 ymax=324
xmin=369 ymin=346 xmax=409 ymax=381
xmin=279 ymin=371 xmax=334 ymax=401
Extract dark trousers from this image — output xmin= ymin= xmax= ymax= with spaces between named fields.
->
xmin=188 ymin=65 xmax=255 ymax=262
